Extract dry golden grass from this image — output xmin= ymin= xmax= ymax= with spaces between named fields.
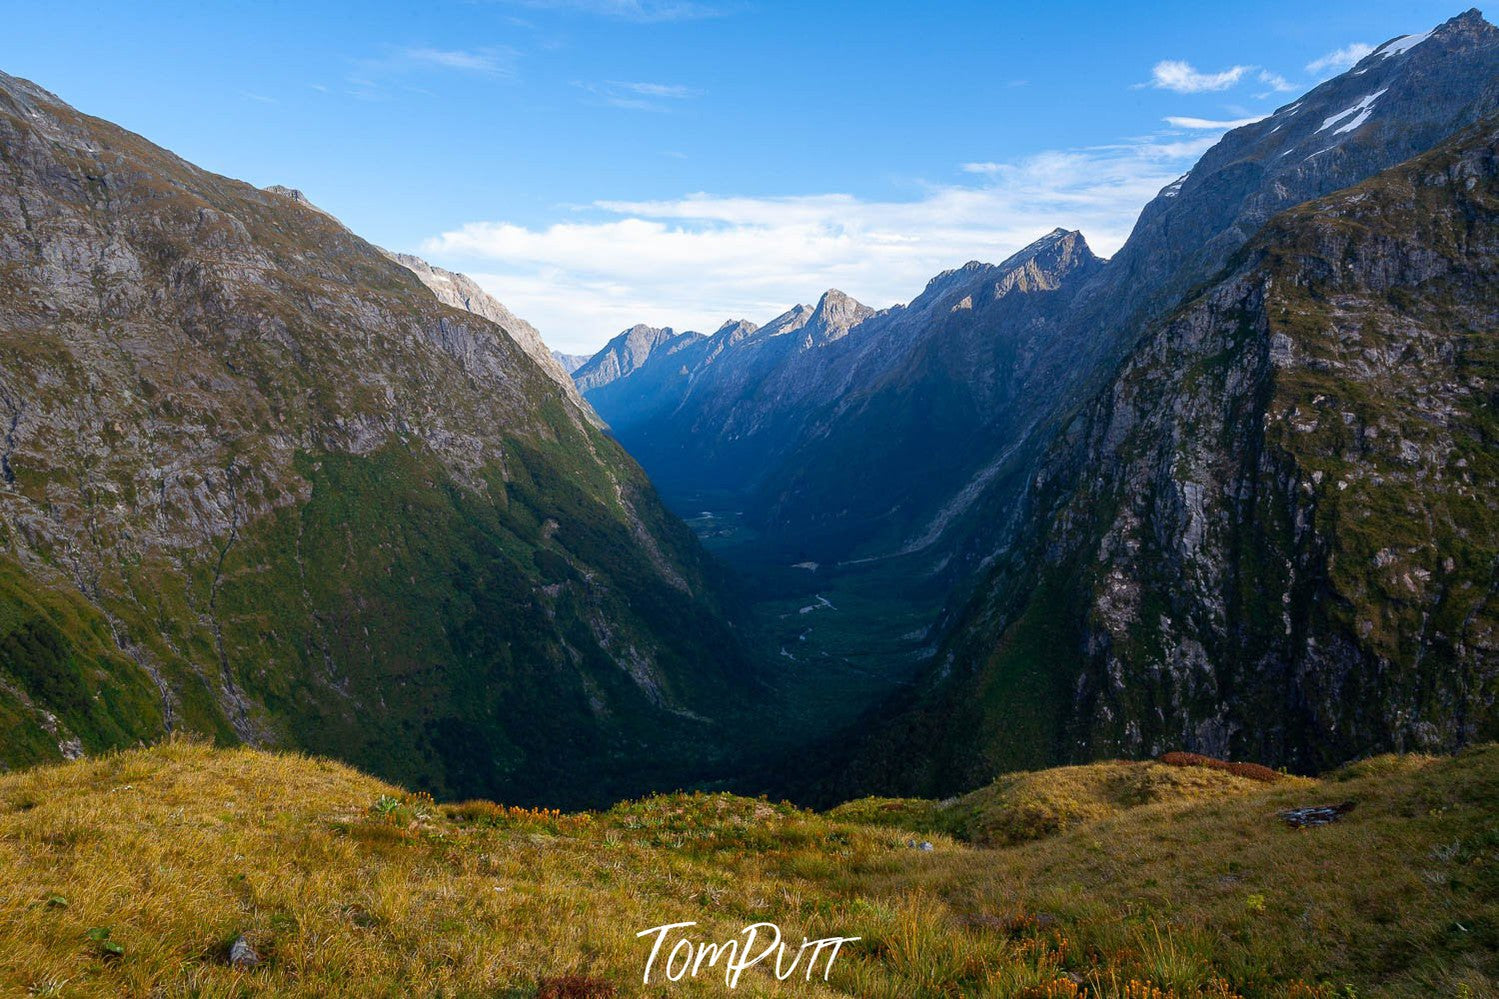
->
xmin=833 ymin=760 xmax=1308 ymax=847
xmin=0 ymin=739 xmax=1494 ymax=997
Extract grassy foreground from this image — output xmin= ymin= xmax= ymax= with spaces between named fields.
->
xmin=0 ymin=741 xmax=1493 ymax=997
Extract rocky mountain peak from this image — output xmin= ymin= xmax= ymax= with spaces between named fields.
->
xmin=805 ymin=289 xmax=875 ymax=346
xmin=265 ymin=185 xmax=333 ymax=218
xmin=712 ymin=319 xmax=760 ymax=345
xmin=572 ymin=323 xmax=681 ymax=393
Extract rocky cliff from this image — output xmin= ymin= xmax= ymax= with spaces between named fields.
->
xmin=833 ymin=116 xmax=1499 ymax=795
xmin=379 ymin=248 xmax=597 ymax=421
xmin=572 ymin=323 xmax=702 ymax=395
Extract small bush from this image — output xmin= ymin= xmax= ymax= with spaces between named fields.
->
xmin=1159 ymin=752 xmax=1282 ymax=783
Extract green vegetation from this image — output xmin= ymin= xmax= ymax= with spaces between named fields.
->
xmin=0 ymin=741 xmax=1494 ymax=996
xmin=0 ymin=557 xmax=163 ymax=763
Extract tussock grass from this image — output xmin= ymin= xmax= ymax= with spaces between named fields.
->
xmin=0 ymin=739 xmax=1494 ymax=996
xmin=833 ymin=760 xmax=1307 ymax=847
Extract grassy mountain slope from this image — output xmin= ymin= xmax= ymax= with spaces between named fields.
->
xmin=1 ymin=741 xmax=1494 ymax=996
xmin=0 ymin=70 xmax=756 ymax=806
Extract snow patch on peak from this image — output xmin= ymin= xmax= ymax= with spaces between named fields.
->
xmin=1378 ymin=30 xmax=1433 ymax=58
xmin=1316 ymin=89 xmax=1388 ymax=135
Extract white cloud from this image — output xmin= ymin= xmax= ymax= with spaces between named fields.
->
xmin=1148 ymin=60 xmax=1251 ymax=93
xmin=402 ymin=47 xmax=515 ymax=75
xmin=577 ymin=79 xmax=700 ymax=110
xmin=1307 ymin=43 xmax=1374 ymax=76
xmin=346 ymin=46 xmax=518 ymax=98
xmin=614 ymin=81 xmax=697 ymax=98
xmin=1256 ymin=70 xmax=1297 ymax=94
xmin=417 ymin=134 xmax=1222 ymax=353
xmin=1165 ymin=115 xmax=1265 ymax=130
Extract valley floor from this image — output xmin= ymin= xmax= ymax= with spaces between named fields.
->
xmin=680 ymin=499 xmax=945 ymax=770
xmin=1 ymin=740 xmax=1494 ymax=997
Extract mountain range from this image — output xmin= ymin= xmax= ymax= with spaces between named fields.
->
xmin=0 ymin=9 xmax=1494 ymax=813
xmin=577 ymin=9 xmax=1499 ymax=798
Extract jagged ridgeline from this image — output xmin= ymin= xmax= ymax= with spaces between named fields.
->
xmin=564 ymin=10 xmax=1499 ymax=800
xmin=0 ymin=71 xmax=758 ymax=806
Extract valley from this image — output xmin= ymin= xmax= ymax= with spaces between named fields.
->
xmin=0 ymin=4 xmax=1496 ymax=994
xmin=578 ymin=10 xmax=1499 ymax=801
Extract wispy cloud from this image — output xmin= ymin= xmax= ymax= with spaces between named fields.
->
xmin=1164 ymin=115 xmax=1264 ymax=130
xmin=1306 ymin=43 xmax=1374 ymax=76
xmin=1146 ymin=60 xmax=1251 ymax=93
xmin=503 ymin=0 xmax=727 ymax=22
xmin=239 ymin=91 xmax=278 ymax=104
xmin=1256 ymin=69 xmax=1297 ymax=94
xmin=402 ymin=46 xmax=515 ymax=75
xmin=419 ymin=133 xmax=1223 ymax=352
xmin=347 ymin=45 xmax=518 ymax=98
xmin=577 ymin=79 xmax=700 ymax=111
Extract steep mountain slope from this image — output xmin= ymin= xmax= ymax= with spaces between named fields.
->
xmin=838 ymin=114 xmax=1499 ymax=796
xmin=1093 ymin=9 xmax=1499 ymax=332
xmin=380 ymin=248 xmax=596 ymax=420
xmin=754 ymin=10 xmax=1499 ymax=573
xmin=0 ymin=70 xmax=755 ymax=806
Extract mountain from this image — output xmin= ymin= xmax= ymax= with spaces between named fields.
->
xmin=579 ymin=228 xmax=1107 ymax=562
xmin=551 ymin=350 xmax=592 ymax=374
xmin=587 ymin=12 xmax=1499 ymax=581
xmin=565 ymin=10 xmax=1499 ymax=796
xmin=579 ymin=288 xmax=883 ymax=500
xmin=825 ymin=37 xmax=1499 ymax=796
xmin=572 ymin=323 xmax=702 ymax=395
xmin=379 ymin=249 xmax=596 ymax=420
xmin=754 ymin=11 xmax=1499 ymax=576
xmin=0 ymin=69 xmax=757 ymax=806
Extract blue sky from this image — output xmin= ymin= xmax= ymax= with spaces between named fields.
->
xmin=2 ymin=0 xmax=1468 ymax=351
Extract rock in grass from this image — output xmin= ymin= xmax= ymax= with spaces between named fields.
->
xmin=229 ymin=936 xmax=259 ymax=970
xmin=1278 ymin=802 xmax=1355 ymax=828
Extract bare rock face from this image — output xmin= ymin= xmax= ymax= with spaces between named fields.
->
xmin=0 ymin=68 xmax=753 ymax=806
xmin=551 ymin=350 xmax=591 ymax=374
xmin=377 ymin=249 xmax=598 ymax=424
xmin=572 ymin=323 xmax=704 ymax=394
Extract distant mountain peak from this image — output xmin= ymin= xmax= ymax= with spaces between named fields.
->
xmin=713 ymin=318 xmax=759 ymax=340
xmin=806 ymin=289 xmax=874 ymax=345
xmin=917 ymin=229 xmax=1096 ymax=307
xmin=572 ymin=322 xmax=687 ymax=393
